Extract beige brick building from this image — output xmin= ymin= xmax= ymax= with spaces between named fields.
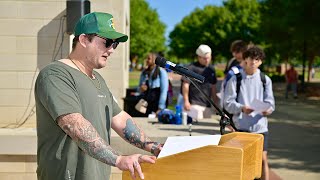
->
xmin=0 ymin=0 xmax=130 ymax=128
xmin=0 ymin=0 xmax=130 ymax=179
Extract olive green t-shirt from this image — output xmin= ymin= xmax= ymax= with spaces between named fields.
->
xmin=35 ymin=61 xmax=122 ymax=180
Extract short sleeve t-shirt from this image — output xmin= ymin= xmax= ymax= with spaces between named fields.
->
xmin=182 ymin=62 xmax=217 ymax=107
xmin=35 ymin=61 xmax=121 ymax=180
xmin=286 ymin=69 xmax=298 ymax=83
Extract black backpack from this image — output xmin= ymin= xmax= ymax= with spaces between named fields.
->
xmin=223 ymin=69 xmax=266 ymax=121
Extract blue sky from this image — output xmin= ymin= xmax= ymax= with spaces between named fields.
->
xmin=145 ymin=0 xmax=223 ymax=40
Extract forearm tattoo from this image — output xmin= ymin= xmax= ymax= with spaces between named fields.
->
xmin=122 ymin=118 xmax=153 ymax=150
xmin=58 ymin=113 xmax=119 ymax=166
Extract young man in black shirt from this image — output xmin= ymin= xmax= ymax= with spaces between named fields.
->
xmin=182 ymin=44 xmax=218 ymax=120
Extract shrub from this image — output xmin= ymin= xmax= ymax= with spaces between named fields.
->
xmin=215 ymin=69 xmax=224 ymax=78
xmin=266 ymin=73 xmax=286 ymax=82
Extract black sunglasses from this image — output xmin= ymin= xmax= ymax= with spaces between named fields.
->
xmin=95 ymin=35 xmax=119 ymax=49
xmin=105 ymin=38 xmax=119 ymax=49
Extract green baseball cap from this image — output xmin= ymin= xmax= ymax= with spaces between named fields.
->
xmin=74 ymin=12 xmax=128 ymax=42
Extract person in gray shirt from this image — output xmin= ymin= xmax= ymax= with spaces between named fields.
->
xmin=223 ymin=46 xmax=275 ymax=180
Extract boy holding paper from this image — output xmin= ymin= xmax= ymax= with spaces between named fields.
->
xmin=223 ymin=45 xmax=275 ymax=180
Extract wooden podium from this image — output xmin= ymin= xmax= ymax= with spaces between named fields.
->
xmin=122 ymin=132 xmax=263 ymax=180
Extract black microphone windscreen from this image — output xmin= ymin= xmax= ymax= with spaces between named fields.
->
xmin=155 ymin=56 xmax=166 ymax=67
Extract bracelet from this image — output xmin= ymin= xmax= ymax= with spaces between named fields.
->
xmin=150 ymin=142 xmax=161 ymax=155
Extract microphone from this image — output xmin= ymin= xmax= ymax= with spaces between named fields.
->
xmin=155 ymin=56 xmax=205 ymax=83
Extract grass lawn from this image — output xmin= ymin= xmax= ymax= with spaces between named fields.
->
xmin=129 ymin=71 xmax=141 ymax=88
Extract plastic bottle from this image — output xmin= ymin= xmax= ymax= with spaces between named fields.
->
xmin=175 ymin=105 xmax=182 ymax=125
xmin=182 ymin=112 xmax=188 ymax=125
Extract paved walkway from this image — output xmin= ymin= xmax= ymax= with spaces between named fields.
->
xmin=266 ymin=82 xmax=320 ymax=180
xmin=169 ymin=72 xmax=320 ymax=180
xmin=0 ymin=72 xmax=318 ymax=180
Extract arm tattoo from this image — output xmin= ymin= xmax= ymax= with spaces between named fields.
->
xmin=58 ymin=113 xmax=119 ymax=166
xmin=122 ymin=118 xmax=153 ymax=150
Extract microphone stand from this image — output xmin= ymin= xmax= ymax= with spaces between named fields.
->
xmin=185 ymin=76 xmax=238 ymax=135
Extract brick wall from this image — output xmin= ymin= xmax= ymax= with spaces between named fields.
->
xmin=0 ymin=1 xmax=129 ymax=178
xmin=0 ymin=0 xmax=130 ymax=128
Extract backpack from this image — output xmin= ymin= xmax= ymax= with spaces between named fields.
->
xmin=221 ymin=67 xmax=266 ymax=121
xmin=157 ymin=109 xmax=175 ymax=124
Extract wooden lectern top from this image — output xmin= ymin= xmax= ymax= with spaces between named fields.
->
xmin=122 ymin=132 xmax=263 ymax=180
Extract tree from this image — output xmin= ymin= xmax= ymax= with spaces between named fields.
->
xmin=168 ymin=0 xmax=262 ymax=62
xmin=261 ymin=0 xmax=320 ymax=82
xmin=130 ymin=0 xmax=166 ymax=64
xmin=223 ymin=0 xmax=262 ymax=44
xmin=169 ymin=6 xmax=233 ymax=60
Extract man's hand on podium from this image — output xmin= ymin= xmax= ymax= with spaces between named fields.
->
xmin=115 ymin=154 xmax=156 ymax=179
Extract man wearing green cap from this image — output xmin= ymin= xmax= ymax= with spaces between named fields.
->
xmin=35 ymin=12 xmax=162 ymax=180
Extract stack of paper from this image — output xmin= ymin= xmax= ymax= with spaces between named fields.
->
xmin=158 ymin=135 xmax=221 ymax=158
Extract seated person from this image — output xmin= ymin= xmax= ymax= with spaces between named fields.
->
xmin=138 ymin=52 xmax=169 ymax=115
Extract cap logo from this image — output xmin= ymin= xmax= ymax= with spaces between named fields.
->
xmin=108 ymin=18 xmax=115 ymax=30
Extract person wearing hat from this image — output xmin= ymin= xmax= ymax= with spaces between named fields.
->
xmin=35 ymin=12 xmax=161 ymax=180
xmin=181 ymin=44 xmax=219 ymax=121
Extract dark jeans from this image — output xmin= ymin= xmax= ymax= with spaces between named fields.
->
xmin=145 ymin=88 xmax=161 ymax=115
xmin=285 ymin=83 xmax=297 ymax=98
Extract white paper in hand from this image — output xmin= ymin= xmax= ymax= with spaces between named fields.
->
xmin=157 ymin=135 xmax=221 ymax=158
xmin=249 ymin=98 xmax=272 ymax=116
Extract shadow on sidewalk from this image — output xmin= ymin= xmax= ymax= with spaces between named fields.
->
xmin=268 ymin=82 xmax=320 ymax=175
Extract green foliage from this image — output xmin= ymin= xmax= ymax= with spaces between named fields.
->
xmin=129 ymin=71 xmax=141 ymax=88
xmin=130 ymin=0 xmax=166 ymax=63
xmin=266 ymin=73 xmax=286 ymax=82
xmin=168 ymin=0 xmax=262 ymax=63
xmin=215 ymin=69 xmax=224 ymax=78
xmin=260 ymin=0 xmax=320 ymax=63
xmin=169 ymin=6 xmax=233 ymax=60
xmin=223 ymin=0 xmax=262 ymax=41
xmin=166 ymin=0 xmax=320 ymax=69
xmin=314 ymin=69 xmax=320 ymax=79
xmin=129 ymin=0 xmax=320 ymax=71
xmin=314 ymin=56 xmax=320 ymax=67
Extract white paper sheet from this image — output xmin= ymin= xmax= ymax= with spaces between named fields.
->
xmin=249 ymin=98 xmax=272 ymax=116
xmin=158 ymin=135 xmax=221 ymax=158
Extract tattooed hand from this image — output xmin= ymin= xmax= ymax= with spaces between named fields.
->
xmin=112 ymin=111 xmax=163 ymax=157
xmin=115 ymin=154 xmax=156 ymax=180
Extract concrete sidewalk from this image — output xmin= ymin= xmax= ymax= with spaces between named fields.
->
xmin=1 ymin=76 xmax=319 ymax=179
xmin=168 ymin=73 xmax=320 ymax=180
xmin=1 ymin=112 xmax=318 ymax=180
xmin=265 ymin=83 xmax=320 ymax=180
